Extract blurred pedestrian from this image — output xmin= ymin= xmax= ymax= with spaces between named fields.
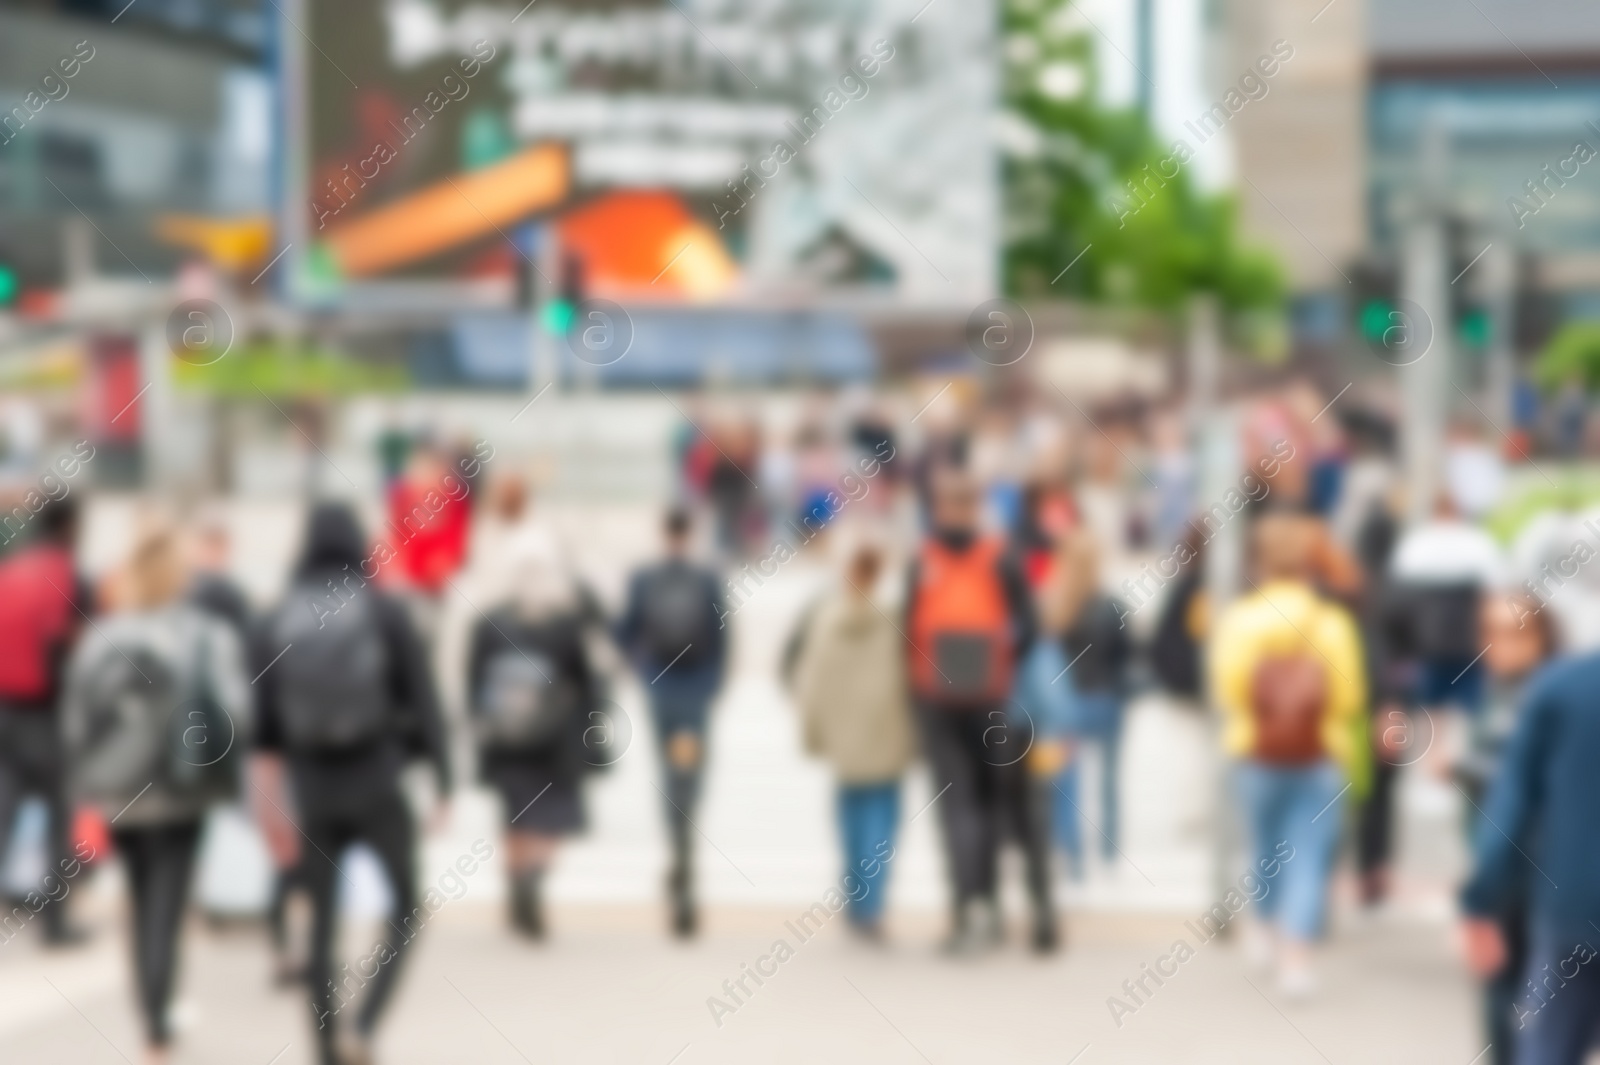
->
xmin=1457 ymin=595 xmax=1556 ymax=1065
xmin=1042 ymin=530 xmax=1131 ymax=875
xmin=906 ymin=468 xmax=1048 ymax=953
xmin=185 ymin=509 xmax=252 ymax=640
xmin=783 ymin=532 xmax=915 ymax=941
xmin=256 ymin=503 xmax=452 ymax=1065
xmin=1390 ymin=494 xmax=1503 ymax=719
xmin=1460 ymin=627 xmax=1600 ymax=1065
xmin=62 ymin=522 xmax=250 ymax=1065
xmin=616 ymin=506 xmax=727 ymax=937
xmin=1209 ymin=511 xmax=1368 ymax=997
xmin=467 ymin=523 xmax=605 ymax=940
xmin=0 ymin=496 xmax=92 ymax=946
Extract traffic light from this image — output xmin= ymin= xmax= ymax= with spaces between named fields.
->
xmin=539 ymin=252 xmax=583 ymax=335
xmin=1350 ymin=258 xmax=1398 ymax=348
xmin=0 ymin=264 xmax=17 ymax=306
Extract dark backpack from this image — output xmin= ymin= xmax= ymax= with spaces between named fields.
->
xmin=272 ymin=586 xmax=389 ymax=751
xmin=165 ymin=634 xmax=243 ymax=801
xmin=474 ymin=644 xmax=579 ymax=752
xmin=1249 ymin=651 xmax=1329 ymax=765
xmin=640 ymin=566 xmax=713 ymax=666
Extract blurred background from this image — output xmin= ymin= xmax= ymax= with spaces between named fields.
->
xmin=1 ymin=0 xmax=1598 ymax=1062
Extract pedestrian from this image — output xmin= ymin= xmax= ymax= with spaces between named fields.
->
xmin=62 ymin=521 xmax=250 ymax=1065
xmin=184 ymin=508 xmax=309 ymax=983
xmin=1208 ymin=511 xmax=1368 ymax=997
xmin=1458 ymin=595 xmax=1562 ymax=1065
xmin=185 ymin=509 xmax=252 ymax=640
xmin=0 ymin=495 xmax=92 ymax=946
xmin=616 ymin=506 xmax=727 ymax=937
xmin=783 ymin=532 xmax=916 ymax=941
xmin=467 ymin=522 xmax=605 ymax=939
xmin=1042 ymin=530 xmax=1131 ymax=876
xmin=256 ymin=503 xmax=452 ymax=1065
xmin=906 ymin=467 xmax=1050 ymax=953
xmin=1460 ymin=644 xmax=1600 ymax=1065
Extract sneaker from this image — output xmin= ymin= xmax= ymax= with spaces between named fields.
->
xmin=43 ymin=924 xmax=91 ymax=949
xmin=334 ymin=1031 xmax=374 ymax=1065
xmin=1240 ymin=921 xmax=1274 ymax=973
xmin=942 ymin=900 xmax=1001 ymax=957
xmin=1277 ymin=961 xmax=1318 ymax=1000
xmin=1030 ymin=914 xmax=1060 ymax=955
xmin=846 ymin=919 xmax=887 ymax=945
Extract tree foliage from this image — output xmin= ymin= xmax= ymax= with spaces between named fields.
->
xmin=1000 ymin=0 xmax=1283 ymax=320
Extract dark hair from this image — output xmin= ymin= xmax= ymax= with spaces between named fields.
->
xmin=664 ymin=505 xmax=692 ymax=539
xmin=294 ymin=501 xmax=369 ymax=578
xmin=37 ymin=496 xmax=79 ymax=542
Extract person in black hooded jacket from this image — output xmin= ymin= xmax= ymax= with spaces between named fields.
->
xmin=253 ymin=502 xmax=451 ymax=1065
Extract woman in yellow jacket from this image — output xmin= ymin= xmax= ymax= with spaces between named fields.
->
xmin=1208 ymin=511 xmax=1368 ymax=998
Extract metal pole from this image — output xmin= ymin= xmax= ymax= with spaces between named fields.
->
xmin=1400 ymin=118 xmax=1452 ymax=525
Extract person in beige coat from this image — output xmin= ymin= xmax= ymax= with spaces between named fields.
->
xmin=783 ymin=536 xmax=916 ymax=939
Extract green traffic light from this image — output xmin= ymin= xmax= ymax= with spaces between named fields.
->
xmin=541 ymin=298 xmax=576 ymax=335
xmin=1359 ymin=299 xmax=1393 ymax=344
xmin=0 ymin=266 xmax=17 ymax=306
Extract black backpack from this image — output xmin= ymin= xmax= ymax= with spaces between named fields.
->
xmin=272 ymin=586 xmax=389 ymax=751
xmin=474 ymin=644 xmax=579 ymax=752
xmin=640 ymin=565 xmax=713 ymax=666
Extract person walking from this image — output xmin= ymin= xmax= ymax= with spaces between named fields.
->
xmin=905 ymin=468 xmax=1048 ymax=954
xmin=467 ymin=523 xmax=606 ymax=939
xmin=616 ymin=506 xmax=727 ymax=937
xmin=783 ymin=533 xmax=916 ymax=941
xmin=1460 ymin=618 xmax=1600 ymax=1065
xmin=256 ymin=503 xmax=451 ymax=1065
xmin=0 ymin=496 xmax=92 ymax=946
xmin=1208 ymin=511 xmax=1368 ymax=997
xmin=1043 ymin=530 xmax=1131 ymax=876
xmin=62 ymin=523 xmax=250 ymax=1065
xmin=1457 ymin=595 xmax=1555 ymax=1065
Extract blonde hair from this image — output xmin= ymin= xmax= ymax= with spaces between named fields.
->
xmin=125 ymin=523 xmax=187 ymax=610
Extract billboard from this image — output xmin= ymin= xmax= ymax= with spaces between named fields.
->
xmin=281 ymin=0 xmax=998 ymax=305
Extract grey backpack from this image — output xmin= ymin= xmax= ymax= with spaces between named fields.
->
xmin=474 ymin=647 xmax=577 ymax=751
xmin=272 ymin=587 xmax=389 ymax=750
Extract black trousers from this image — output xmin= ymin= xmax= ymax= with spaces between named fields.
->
xmin=112 ymin=822 xmax=203 ymax=1047
xmin=917 ymin=706 xmax=1050 ymax=911
xmin=300 ymin=789 xmax=417 ymax=1064
xmin=1357 ymin=756 xmax=1399 ymax=876
xmin=0 ymin=708 xmax=73 ymax=937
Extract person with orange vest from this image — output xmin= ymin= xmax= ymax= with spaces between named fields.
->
xmin=0 ymin=496 xmax=92 ymax=946
xmin=906 ymin=467 xmax=1047 ymax=954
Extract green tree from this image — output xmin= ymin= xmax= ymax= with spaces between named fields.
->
xmin=1000 ymin=0 xmax=1282 ymax=322
xmin=1535 ymin=320 xmax=1600 ymax=390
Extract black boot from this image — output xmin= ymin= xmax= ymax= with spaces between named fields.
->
xmin=667 ymin=829 xmax=697 ymax=938
xmin=510 ymin=870 xmax=546 ymax=940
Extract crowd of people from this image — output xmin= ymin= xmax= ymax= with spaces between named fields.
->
xmin=0 ymin=377 xmax=1595 ymax=1065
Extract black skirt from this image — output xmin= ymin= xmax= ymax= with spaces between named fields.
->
xmin=483 ymin=755 xmax=584 ymax=834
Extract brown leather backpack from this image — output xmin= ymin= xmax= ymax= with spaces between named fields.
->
xmin=1248 ymin=652 xmax=1329 ymax=764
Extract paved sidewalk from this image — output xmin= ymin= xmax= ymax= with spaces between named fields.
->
xmin=3 ymin=901 xmax=1477 ymax=1064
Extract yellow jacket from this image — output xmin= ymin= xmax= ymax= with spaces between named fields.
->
xmin=1207 ymin=579 xmax=1370 ymax=795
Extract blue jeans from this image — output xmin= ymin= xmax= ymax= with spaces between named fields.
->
xmin=646 ymin=669 xmax=719 ymax=887
xmin=1515 ymin=928 xmax=1600 ymax=1065
xmin=1233 ymin=759 xmax=1344 ymax=941
xmin=1054 ymin=692 xmax=1123 ymax=866
xmin=836 ymin=782 xmax=900 ymax=926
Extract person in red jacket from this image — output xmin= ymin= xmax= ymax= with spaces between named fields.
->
xmin=0 ymin=497 xmax=91 ymax=945
xmin=385 ymin=444 xmax=472 ymax=596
